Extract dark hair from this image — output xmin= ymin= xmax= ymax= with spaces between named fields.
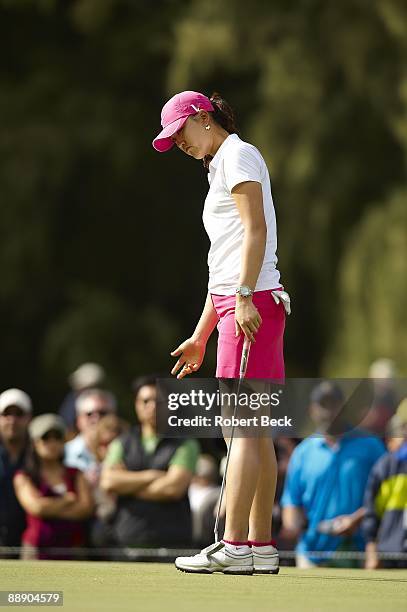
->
xmin=23 ymin=440 xmax=64 ymax=488
xmin=131 ymin=374 xmax=159 ymax=400
xmin=203 ymin=92 xmax=240 ymax=170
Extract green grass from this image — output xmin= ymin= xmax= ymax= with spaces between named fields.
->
xmin=2 ymin=561 xmax=407 ymax=612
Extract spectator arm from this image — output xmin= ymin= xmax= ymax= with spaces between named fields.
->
xmin=136 ymin=465 xmax=193 ymax=501
xmin=361 ymin=458 xmax=386 ymax=544
xmin=57 ymin=471 xmax=94 ymax=520
xmin=100 ymin=465 xmax=165 ymax=495
xmin=281 ymin=504 xmax=305 ymax=539
xmin=365 ymin=540 xmax=380 ymax=569
xmin=13 ymin=473 xmax=73 ymax=519
xmin=350 ymin=506 xmax=367 ymax=526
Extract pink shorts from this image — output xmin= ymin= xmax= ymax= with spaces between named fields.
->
xmin=211 ymin=289 xmax=285 ymax=380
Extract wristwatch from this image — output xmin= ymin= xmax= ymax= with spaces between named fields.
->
xmin=235 ymin=285 xmax=254 ymax=298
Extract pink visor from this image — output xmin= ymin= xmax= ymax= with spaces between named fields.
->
xmin=152 ymin=91 xmax=214 ymax=152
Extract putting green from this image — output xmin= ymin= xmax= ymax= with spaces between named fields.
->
xmin=1 ymin=561 xmax=407 ymax=612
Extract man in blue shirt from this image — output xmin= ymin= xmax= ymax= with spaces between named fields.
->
xmin=281 ymin=381 xmax=385 ymax=567
xmin=64 ymin=388 xmax=117 ymax=472
xmin=59 ymin=362 xmax=106 ymax=438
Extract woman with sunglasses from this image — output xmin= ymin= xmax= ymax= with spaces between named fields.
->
xmin=13 ymin=414 xmax=94 ymax=560
xmin=152 ymin=91 xmax=289 ymax=574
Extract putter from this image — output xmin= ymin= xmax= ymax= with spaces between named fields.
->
xmin=214 ymin=335 xmax=252 ymax=543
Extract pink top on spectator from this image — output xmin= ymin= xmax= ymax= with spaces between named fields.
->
xmin=152 ymin=91 xmax=214 ymax=152
xmin=16 ymin=467 xmax=86 ymax=559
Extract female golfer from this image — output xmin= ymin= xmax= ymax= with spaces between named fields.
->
xmin=152 ymin=91 xmax=288 ymax=574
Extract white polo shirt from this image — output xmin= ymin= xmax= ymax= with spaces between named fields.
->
xmin=202 ymin=133 xmax=280 ymax=295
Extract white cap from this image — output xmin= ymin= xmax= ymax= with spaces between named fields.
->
xmin=0 ymin=388 xmax=32 ymax=414
xmin=69 ymin=363 xmax=105 ymax=391
xmin=369 ymin=358 xmax=396 ymax=379
xmin=29 ymin=413 xmax=66 ymax=440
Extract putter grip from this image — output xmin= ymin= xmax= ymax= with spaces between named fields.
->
xmin=239 ymin=338 xmax=251 ymax=378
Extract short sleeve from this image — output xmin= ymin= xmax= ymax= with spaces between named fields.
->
xmin=169 ymin=439 xmax=200 ymax=473
xmin=223 ymin=144 xmax=263 ymax=193
xmin=280 ymin=447 xmax=304 ymax=508
xmin=103 ymin=438 xmax=124 ymax=467
xmin=362 ymin=455 xmax=388 ymax=542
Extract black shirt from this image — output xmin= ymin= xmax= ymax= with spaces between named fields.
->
xmin=0 ymin=440 xmax=28 ymax=547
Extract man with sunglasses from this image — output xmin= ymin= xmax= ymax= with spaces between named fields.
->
xmin=64 ymin=388 xmax=117 ymax=473
xmin=0 ymin=388 xmax=32 ymax=555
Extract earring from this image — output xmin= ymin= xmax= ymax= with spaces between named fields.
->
xmin=205 ymin=125 xmax=211 ymax=130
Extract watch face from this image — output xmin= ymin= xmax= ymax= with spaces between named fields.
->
xmin=240 ymin=286 xmax=251 ymax=297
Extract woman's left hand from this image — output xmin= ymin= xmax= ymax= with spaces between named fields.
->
xmin=235 ymin=297 xmax=262 ymax=342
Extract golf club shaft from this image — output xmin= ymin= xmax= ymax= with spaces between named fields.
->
xmin=214 ymin=336 xmax=251 ymax=543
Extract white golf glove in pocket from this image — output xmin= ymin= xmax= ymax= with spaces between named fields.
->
xmin=271 ymin=289 xmax=292 ymax=315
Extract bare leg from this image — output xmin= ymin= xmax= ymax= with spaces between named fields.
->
xmin=248 ymin=436 xmax=277 ymax=542
xmin=223 ymin=437 xmax=261 ymax=542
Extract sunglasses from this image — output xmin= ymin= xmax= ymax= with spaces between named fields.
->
xmin=84 ymin=410 xmax=110 ymax=418
xmin=41 ymin=430 xmax=64 ymax=442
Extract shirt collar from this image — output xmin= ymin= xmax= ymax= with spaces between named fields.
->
xmin=208 ymin=133 xmax=240 ymax=171
xmin=71 ymin=435 xmax=95 ymax=461
xmin=313 ymin=434 xmax=341 ymax=451
xmin=70 ymin=433 xmax=84 ymax=448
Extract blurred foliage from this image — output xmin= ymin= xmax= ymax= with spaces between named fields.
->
xmin=325 ymin=188 xmax=407 ymax=375
xmin=0 ymin=0 xmax=406 ymax=412
xmin=167 ymin=0 xmax=407 ymax=376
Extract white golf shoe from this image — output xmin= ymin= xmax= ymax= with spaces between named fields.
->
xmin=175 ymin=541 xmax=253 ymax=575
xmin=252 ymin=543 xmax=280 ymax=574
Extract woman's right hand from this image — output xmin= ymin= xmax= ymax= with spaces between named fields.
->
xmin=170 ymin=337 xmax=206 ymax=379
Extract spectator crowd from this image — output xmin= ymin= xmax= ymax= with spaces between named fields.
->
xmin=0 ymin=360 xmax=406 ymax=568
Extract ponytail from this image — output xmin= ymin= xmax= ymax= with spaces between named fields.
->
xmin=203 ymin=92 xmax=240 ymax=170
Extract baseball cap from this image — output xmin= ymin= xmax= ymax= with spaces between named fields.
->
xmin=0 ymin=388 xmax=32 ymax=415
xmin=152 ymin=91 xmax=214 ymax=153
xmin=369 ymin=358 xmax=396 ymax=378
xmin=386 ymin=414 xmax=404 ymax=437
xmin=29 ymin=414 xmax=66 ymax=440
xmin=69 ymin=363 xmax=105 ymax=391
xmin=310 ymin=381 xmax=344 ymax=406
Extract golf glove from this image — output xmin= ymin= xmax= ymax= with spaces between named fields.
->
xmin=271 ymin=289 xmax=291 ymax=315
